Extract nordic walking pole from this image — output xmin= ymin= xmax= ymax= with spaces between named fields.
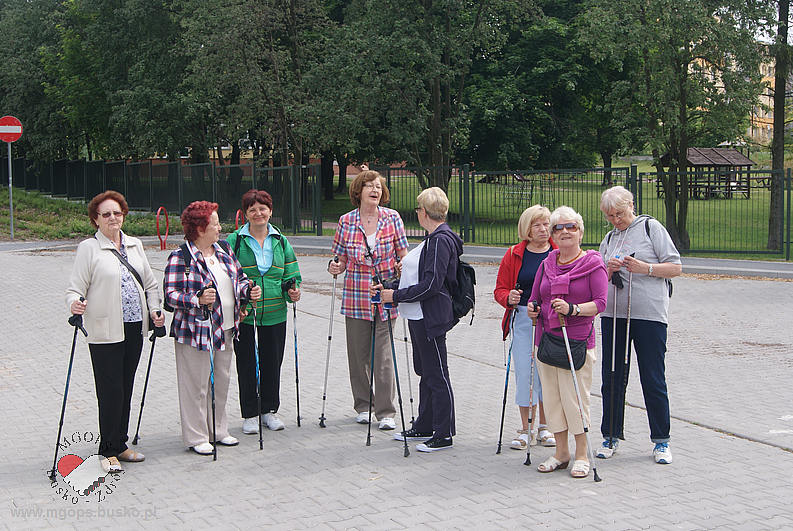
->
xmin=496 ymin=290 xmax=519 ymax=455
xmin=319 ymin=256 xmax=339 ymax=428
xmin=524 ymin=301 xmax=539 ymax=466
xmin=366 ymin=313 xmax=376 ymax=447
xmin=252 ymin=300 xmax=263 ymax=450
xmin=199 ymin=285 xmax=218 ymax=461
xmin=283 ymin=278 xmax=301 ymax=427
xmin=401 ymin=318 xmax=415 ymax=424
xmin=608 ymin=280 xmax=619 ymax=451
xmin=386 ymin=308 xmax=410 ymax=457
xmin=49 ymin=298 xmax=88 ymax=482
xmin=558 ymin=313 xmax=601 ymax=482
xmin=132 ymin=312 xmax=166 ymax=445
xmin=620 ymin=254 xmax=636 ymax=439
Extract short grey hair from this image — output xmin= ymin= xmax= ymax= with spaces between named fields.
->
xmin=600 ymin=185 xmax=634 ymax=214
xmin=417 ymin=187 xmax=449 ymax=221
xmin=549 ymin=205 xmax=585 ymax=240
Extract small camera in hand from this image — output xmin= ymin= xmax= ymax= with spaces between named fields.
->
xmin=380 ymin=277 xmax=399 ymax=290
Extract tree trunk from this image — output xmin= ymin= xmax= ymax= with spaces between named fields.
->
xmin=769 ymin=0 xmax=789 ymax=250
xmin=320 ymin=150 xmax=334 ymax=200
xmin=601 ymin=151 xmax=613 ymax=186
xmin=335 ymin=151 xmax=348 ymax=193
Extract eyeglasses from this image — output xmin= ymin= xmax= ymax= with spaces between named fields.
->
xmin=414 ymin=207 xmax=424 ymax=214
xmin=99 ymin=211 xmax=123 ymax=219
xmin=553 ymin=223 xmax=578 ymax=232
xmin=363 ymin=182 xmax=382 ymax=190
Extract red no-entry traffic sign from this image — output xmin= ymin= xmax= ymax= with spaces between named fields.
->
xmin=0 ymin=115 xmax=23 ymax=143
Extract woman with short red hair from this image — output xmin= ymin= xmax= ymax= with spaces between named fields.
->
xmin=164 ymin=201 xmax=261 ymax=455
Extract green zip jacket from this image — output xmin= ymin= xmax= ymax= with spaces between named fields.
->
xmin=227 ymin=225 xmax=301 ymax=326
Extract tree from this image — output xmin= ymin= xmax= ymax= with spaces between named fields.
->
xmin=769 ymin=0 xmax=789 ymax=249
xmin=344 ymin=0 xmax=539 ymax=190
xmin=0 ymin=0 xmax=80 ymax=160
xmin=581 ymin=0 xmax=771 ymax=249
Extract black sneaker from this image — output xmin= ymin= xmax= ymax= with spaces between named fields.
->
xmin=416 ymin=436 xmax=453 ymax=452
xmin=393 ymin=428 xmax=433 ymax=442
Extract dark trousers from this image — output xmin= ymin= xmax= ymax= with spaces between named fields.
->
xmin=408 ymin=319 xmax=455 ymax=438
xmin=234 ymin=321 xmax=287 ymax=418
xmin=600 ymin=317 xmax=670 ymax=444
xmin=88 ymin=321 xmax=143 ymax=458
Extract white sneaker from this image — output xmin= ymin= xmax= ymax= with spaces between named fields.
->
xmin=216 ymin=435 xmax=239 ymax=446
xmin=355 ymin=411 xmax=371 ymax=424
xmin=653 ymin=443 xmax=673 ymax=464
xmin=378 ymin=417 xmax=396 ymax=430
xmin=242 ymin=417 xmax=259 ymax=434
xmin=191 ymin=442 xmax=214 ymax=455
xmin=595 ymin=439 xmax=619 ymax=459
xmin=262 ymin=412 xmax=285 ymax=431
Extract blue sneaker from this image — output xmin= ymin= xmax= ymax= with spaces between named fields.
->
xmin=653 ymin=442 xmax=672 ymax=464
xmin=595 ymin=438 xmax=618 ymax=459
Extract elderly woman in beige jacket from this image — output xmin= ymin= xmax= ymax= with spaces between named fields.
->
xmin=66 ymin=191 xmax=164 ymax=473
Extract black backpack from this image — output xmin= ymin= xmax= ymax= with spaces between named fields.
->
xmin=163 ymin=240 xmax=232 ymax=312
xmin=450 ymin=259 xmax=476 ymax=325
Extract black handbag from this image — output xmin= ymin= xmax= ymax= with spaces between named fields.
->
xmin=537 ymin=331 xmax=587 ymax=371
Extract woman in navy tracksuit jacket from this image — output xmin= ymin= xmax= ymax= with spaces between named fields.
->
xmin=375 ymin=187 xmax=463 ymax=452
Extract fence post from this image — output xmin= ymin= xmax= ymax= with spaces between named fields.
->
xmin=177 ymin=161 xmax=183 ymax=213
xmin=630 ymin=164 xmax=639 ymax=212
xmin=461 ymin=164 xmax=470 ymax=242
xmin=291 ymin=164 xmax=298 ymax=234
xmin=211 ymin=161 xmax=217 ymax=204
xmin=147 ymin=160 xmax=153 ymax=211
xmin=786 ymin=168 xmax=791 ymax=261
xmin=469 ymin=165 xmax=476 ymax=242
xmin=314 ymin=164 xmax=322 ymax=236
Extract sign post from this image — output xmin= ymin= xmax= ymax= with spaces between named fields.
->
xmin=0 ymin=116 xmax=23 ymax=239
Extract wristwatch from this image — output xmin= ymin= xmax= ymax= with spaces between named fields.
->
xmin=648 ymin=264 xmax=654 ymax=277
xmin=574 ymin=304 xmax=581 ymax=316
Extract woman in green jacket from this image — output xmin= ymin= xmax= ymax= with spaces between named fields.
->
xmin=228 ymin=189 xmax=301 ymax=433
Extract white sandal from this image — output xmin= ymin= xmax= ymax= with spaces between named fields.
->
xmin=537 ymin=455 xmax=569 ymax=473
xmin=510 ymin=429 xmax=529 ymax=450
xmin=570 ymin=459 xmax=590 ymax=478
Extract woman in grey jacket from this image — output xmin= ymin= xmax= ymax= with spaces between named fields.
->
xmin=66 ymin=191 xmax=164 ymax=473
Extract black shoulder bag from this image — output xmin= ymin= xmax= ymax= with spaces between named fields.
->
xmin=533 ymin=262 xmax=590 ymax=371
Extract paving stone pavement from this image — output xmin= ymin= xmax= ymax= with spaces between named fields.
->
xmin=0 ymin=243 xmax=792 ymax=530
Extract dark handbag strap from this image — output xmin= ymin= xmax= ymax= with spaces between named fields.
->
xmin=108 ymin=247 xmax=145 ymax=290
xmin=97 ymin=236 xmax=146 ymax=289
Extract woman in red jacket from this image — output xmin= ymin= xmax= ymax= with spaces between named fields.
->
xmin=494 ymin=205 xmax=556 ymax=451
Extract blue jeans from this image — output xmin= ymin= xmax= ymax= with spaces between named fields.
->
xmin=511 ymin=306 xmax=542 ymax=407
xmin=600 ymin=318 xmax=670 ymax=444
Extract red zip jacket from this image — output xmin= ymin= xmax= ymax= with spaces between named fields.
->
xmin=494 ymin=238 xmax=557 ymax=340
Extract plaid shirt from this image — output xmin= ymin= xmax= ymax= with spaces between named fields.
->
xmin=331 ymin=207 xmax=408 ymax=321
xmin=164 ymin=240 xmax=252 ymax=351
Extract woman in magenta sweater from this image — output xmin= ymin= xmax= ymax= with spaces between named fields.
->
xmin=527 ymin=206 xmax=608 ymax=479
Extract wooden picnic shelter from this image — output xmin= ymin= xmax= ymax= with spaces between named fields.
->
xmin=658 ymin=147 xmax=755 ymax=199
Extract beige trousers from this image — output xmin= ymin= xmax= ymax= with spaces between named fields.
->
xmin=537 ymin=348 xmax=596 ymax=435
xmin=174 ymin=329 xmax=234 ymax=447
xmin=345 ymin=315 xmax=396 ymax=419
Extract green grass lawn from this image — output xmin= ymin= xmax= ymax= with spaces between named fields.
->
xmin=322 ymin=169 xmax=789 ymax=257
xmin=2 ymin=182 xmax=788 ymax=260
